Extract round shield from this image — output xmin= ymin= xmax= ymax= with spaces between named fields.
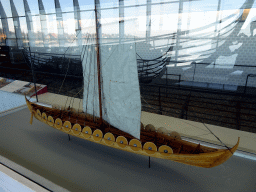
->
xmin=169 ymin=131 xmax=181 ymax=140
xmin=103 ymin=132 xmax=115 ymax=145
xmin=129 ymin=139 xmax=142 ymax=151
xmin=72 ymin=124 xmax=82 ymax=135
xmin=143 ymin=142 xmax=157 ymax=154
xmin=42 ymin=112 xmax=47 ymax=122
xmin=158 ymin=145 xmax=173 ymax=156
xmin=55 ymin=118 xmax=62 ymax=129
xmin=47 ymin=116 xmax=54 ymax=127
xmin=157 ymin=127 xmax=168 ymax=135
xmin=116 ymin=136 xmax=128 ymax=148
xmin=145 ymin=124 xmax=156 ymax=132
xmin=36 ymin=109 xmax=41 ymax=117
xmin=82 ymin=126 xmax=92 ymax=139
xmin=63 ymin=121 xmax=71 ymax=133
xmin=92 ymin=129 xmax=103 ymax=142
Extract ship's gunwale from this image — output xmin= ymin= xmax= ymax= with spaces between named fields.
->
xmin=26 ymin=97 xmax=239 ymax=168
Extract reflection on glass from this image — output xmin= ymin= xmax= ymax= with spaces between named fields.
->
xmin=0 ymin=21 xmax=7 ymax=46
xmin=39 ymin=0 xmax=55 ymax=14
xmin=26 ymin=0 xmax=39 ymax=15
xmin=12 ymin=0 xmax=25 ymax=16
xmin=100 ymin=0 xmax=118 ymax=9
xmin=0 ymin=0 xmax=256 ymax=87
xmin=47 ymin=14 xmax=58 ymax=47
xmin=0 ymin=0 xmax=12 ymax=17
xmin=78 ymin=0 xmax=94 ymax=11
xmin=101 ymin=9 xmax=119 ymax=43
xmin=55 ymin=0 xmax=64 ymax=47
xmin=58 ymin=0 xmax=73 ymax=13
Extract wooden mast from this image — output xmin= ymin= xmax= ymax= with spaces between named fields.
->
xmin=94 ymin=0 xmax=103 ymax=125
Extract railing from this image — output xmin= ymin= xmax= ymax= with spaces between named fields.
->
xmin=140 ymin=83 xmax=256 ymax=133
xmin=166 ymin=61 xmax=256 ymax=89
xmin=244 ymin=74 xmax=256 ymax=93
xmin=164 ymin=74 xmax=181 ymax=86
xmin=1 ymin=56 xmax=256 ymax=133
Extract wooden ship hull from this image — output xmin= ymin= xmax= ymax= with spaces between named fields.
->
xmin=26 ymin=97 xmax=239 ymax=168
xmin=22 ymin=43 xmax=170 ymax=84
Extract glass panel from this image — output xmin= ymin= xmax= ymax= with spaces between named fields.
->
xmin=26 ymin=0 xmax=39 ymax=15
xmin=176 ymin=2 xmax=217 ymax=65
xmin=59 ymin=0 xmax=74 ymax=12
xmin=78 ymin=0 xmax=94 ymax=11
xmin=222 ymin=0 xmax=247 ymax=10
xmin=32 ymin=15 xmax=43 ymax=47
xmin=100 ymin=0 xmax=118 ymax=9
xmin=240 ymin=8 xmax=256 ymax=36
xmin=184 ymin=2 xmax=217 ymax=34
xmin=124 ymin=0 xmax=146 ymax=7
xmin=188 ymin=0 xmax=218 ymax=12
xmin=162 ymin=3 xmax=178 ymax=33
xmin=7 ymin=18 xmax=15 ymax=33
xmin=12 ymin=0 xmax=26 ymax=16
xmin=124 ymin=1 xmax=147 ymax=38
xmin=31 ymin=15 xmax=40 ymax=33
xmin=19 ymin=17 xmax=27 ymax=38
xmin=0 ymin=0 xmax=12 ymax=17
xmin=152 ymin=0 xmax=177 ymax=3
xmin=41 ymin=0 xmax=55 ymax=14
xmin=124 ymin=7 xmax=139 ymax=37
xmin=7 ymin=18 xmax=16 ymax=46
xmin=101 ymin=9 xmax=119 ymax=44
xmin=151 ymin=3 xmax=164 ymax=36
xmin=124 ymin=0 xmax=146 ymax=36
xmin=80 ymin=11 xmax=95 ymax=44
xmin=63 ymin=13 xmax=75 ymax=34
xmin=47 ymin=14 xmax=58 ymax=47
xmin=62 ymin=13 xmax=75 ymax=47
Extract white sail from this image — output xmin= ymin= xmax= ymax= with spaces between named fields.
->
xmin=82 ymin=43 xmax=141 ymax=139
xmin=82 ymin=45 xmax=99 ymax=119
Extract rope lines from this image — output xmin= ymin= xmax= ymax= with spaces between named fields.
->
xmin=140 ymin=94 xmax=232 ymax=151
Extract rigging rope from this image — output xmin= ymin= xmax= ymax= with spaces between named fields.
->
xmin=40 ymin=14 xmax=94 ymax=115
xmin=202 ymin=123 xmax=233 ymax=154
xmin=60 ymin=15 xmax=94 ymax=113
xmin=67 ymin=38 xmax=122 ymax=116
xmin=59 ymin=7 xmax=173 ymax=112
xmin=140 ymin=94 xmax=233 ymax=153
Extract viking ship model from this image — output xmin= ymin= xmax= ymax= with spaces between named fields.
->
xmin=25 ymin=0 xmax=239 ymax=168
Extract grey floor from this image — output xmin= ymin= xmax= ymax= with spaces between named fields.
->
xmin=0 ymin=108 xmax=255 ymax=192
